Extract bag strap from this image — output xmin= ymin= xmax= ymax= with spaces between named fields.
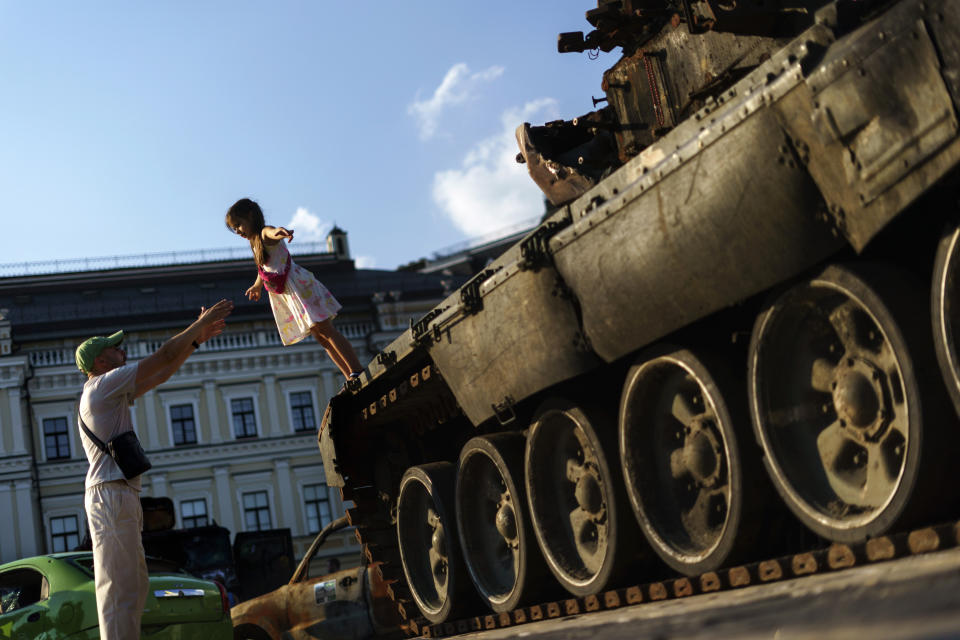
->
xmin=78 ymin=414 xmax=107 ymax=452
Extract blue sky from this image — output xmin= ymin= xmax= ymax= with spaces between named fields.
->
xmin=0 ymin=2 xmax=614 ymax=271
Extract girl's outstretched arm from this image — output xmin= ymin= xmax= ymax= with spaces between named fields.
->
xmin=262 ymin=226 xmax=294 ymax=245
xmin=246 ymin=275 xmax=264 ymax=301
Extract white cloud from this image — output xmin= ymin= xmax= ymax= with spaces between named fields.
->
xmin=408 ymin=63 xmax=504 ymax=140
xmin=355 ymin=255 xmax=376 ymax=269
xmin=432 ymin=98 xmax=560 ymax=237
xmin=286 ymin=207 xmax=330 ymax=244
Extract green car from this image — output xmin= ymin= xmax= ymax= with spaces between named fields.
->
xmin=0 ymin=552 xmax=232 ymax=639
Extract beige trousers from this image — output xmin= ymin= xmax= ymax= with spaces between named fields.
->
xmin=85 ymin=481 xmax=148 ymax=640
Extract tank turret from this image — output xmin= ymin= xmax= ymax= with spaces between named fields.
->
xmin=519 ymin=0 xmax=835 ymax=205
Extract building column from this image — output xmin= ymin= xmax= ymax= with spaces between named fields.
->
xmin=320 ymin=371 xmax=336 ymax=406
xmin=213 ymin=466 xmax=235 ymax=534
xmin=141 ymin=391 xmax=161 ymax=450
xmin=263 ymin=375 xmax=281 ymax=437
xmin=14 ymin=479 xmax=38 ymax=557
xmin=273 ymin=459 xmax=296 ymax=534
xmin=0 ymin=483 xmax=14 ymax=562
xmin=151 ymin=472 xmax=168 ymax=498
xmin=203 ymin=381 xmax=222 ymax=444
xmin=8 ymin=388 xmax=25 ymax=454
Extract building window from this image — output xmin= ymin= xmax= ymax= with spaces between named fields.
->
xmin=180 ymin=498 xmax=208 ymax=528
xmin=243 ymin=491 xmax=271 ymax=531
xmin=170 ymin=404 xmax=198 ymax=446
xmin=304 ymin=483 xmax=332 ymax=534
xmin=43 ymin=417 xmax=71 ymax=460
xmin=50 ymin=515 xmax=79 ymax=552
xmin=231 ymin=398 xmax=257 ymax=438
xmin=290 ymin=391 xmax=316 ymax=432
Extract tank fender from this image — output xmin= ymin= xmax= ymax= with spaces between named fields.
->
xmin=424 ymin=209 xmax=602 ymax=426
xmin=318 ymin=394 xmax=347 ymax=488
xmin=551 ymin=105 xmax=840 ymax=364
xmin=776 ymin=0 xmax=960 ymax=251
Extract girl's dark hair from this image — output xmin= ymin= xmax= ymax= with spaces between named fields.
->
xmin=226 ymin=198 xmax=269 ymax=266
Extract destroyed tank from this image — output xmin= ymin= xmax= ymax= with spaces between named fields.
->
xmin=321 ymin=0 xmax=960 ymax=628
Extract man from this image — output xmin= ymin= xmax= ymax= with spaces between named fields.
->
xmin=75 ymin=299 xmax=233 ymax=640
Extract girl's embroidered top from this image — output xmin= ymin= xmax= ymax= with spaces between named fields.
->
xmin=258 ymin=249 xmax=291 ymax=294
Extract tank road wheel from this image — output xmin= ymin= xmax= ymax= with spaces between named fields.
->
xmin=619 ymin=347 xmax=756 ymax=575
xmin=932 ymin=220 xmax=960 ymax=418
xmin=748 ymin=264 xmax=940 ymax=542
xmin=456 ymin=433 xmax=552 ymax=612
xmin=397 ymin=463 xmax=475 ymax=623
xmin=524 ymin=398 xmax=637 ymax=596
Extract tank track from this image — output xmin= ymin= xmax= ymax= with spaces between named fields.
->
xmin=348 ymin=495 xmax=960 ymax=638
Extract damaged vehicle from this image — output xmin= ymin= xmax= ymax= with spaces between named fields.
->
xmin=231 ymin=516 xmax=401 ymax=640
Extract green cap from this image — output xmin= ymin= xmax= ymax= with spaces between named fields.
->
xmin=75 ymin=331 xmax=124 ymax=373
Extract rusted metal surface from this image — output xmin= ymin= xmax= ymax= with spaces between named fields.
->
xmin=602 ymin=30 xmax=789 ymax=162
xmin=230 ymin=517 xmax=401 ymax=640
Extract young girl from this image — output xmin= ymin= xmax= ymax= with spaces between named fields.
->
xmin=226 ymin=198 xmax=363 ymax=381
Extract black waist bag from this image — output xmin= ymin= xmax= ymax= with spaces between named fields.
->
xmin=79 ymin=415 xmax=152 ymax=479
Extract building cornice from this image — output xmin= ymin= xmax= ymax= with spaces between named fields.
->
xmin=0 ymin=358 xmax=27 ymax=389
xmin=26 ymin=336 xmax=357 ymax=396
xmin=35 ymin=432 xmax=320 ymax=485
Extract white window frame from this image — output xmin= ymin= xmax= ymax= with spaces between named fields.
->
xmin=295 ymin=469 xmax=341 ymax=536
xmin=48 ymin=513 xmax=82 ymax=553
xmin=41 ymin=415 xmax=72 ymax=462
xmin=234 ymin=471 xmax=276 ymax=532
xmin=284 ymin=385 xmax=319 ymax=434
xmin=300 ymin=482 xmax=334 ymax=535
xmin=240 ymin=490 xmax=273 ymax=532
xmin=168 ymin=403 xmax=199 ymax=446
xmin=44 ymin=497 xmax=85 ymax=554
xmin=222 ymin=385 xmax=262 ymax=440
xmin=179 ymin=497 xmax=210 ymax=529
xmin=159 ymin=390 xmax=202 ymax=448
xmin=33 ymin=402 xmax=77 ymax=463
xmin=169 ymin=479 xmax=214 ymax=529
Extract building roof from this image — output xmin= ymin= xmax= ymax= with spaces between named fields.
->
xmin=0 ymin=252 xmax=456 ymax=342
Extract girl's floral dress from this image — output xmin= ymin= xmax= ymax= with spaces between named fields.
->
xmin=261 ymin=241 xmax=342 ymax=345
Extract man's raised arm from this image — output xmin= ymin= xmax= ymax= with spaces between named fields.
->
xmin=134 ymin=299 xmax=233 ymax=398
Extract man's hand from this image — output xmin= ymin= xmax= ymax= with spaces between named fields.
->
xmin=245 ymin=281 xmax=263 ymax=301
xmin=134 ymin=299 xmax=233 ymax=398
xmin=198 ymin=299 xmax=234 ymax=325
xmin=197 ymin=299 xmax=233 ymax=341
xmin=196 ymin=305 xmax=229 ymax=344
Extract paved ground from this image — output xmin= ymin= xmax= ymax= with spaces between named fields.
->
xmin=455 ymin=548 xmax=960 ymax=639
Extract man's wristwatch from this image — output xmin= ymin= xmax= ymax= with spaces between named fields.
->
xmin=191 ymin=340 xmax=200 ymax=349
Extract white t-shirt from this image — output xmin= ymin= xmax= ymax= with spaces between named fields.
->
xmin=78 ymin=363 xmax=142 ymax=491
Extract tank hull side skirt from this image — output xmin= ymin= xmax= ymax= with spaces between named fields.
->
xmin=776 ymin=0 xmax=960 ymax=252
xmin=552 ymin=106 xmax=841 ymax=364
xmin=426 ymin=228 xmax=602 ymax=427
